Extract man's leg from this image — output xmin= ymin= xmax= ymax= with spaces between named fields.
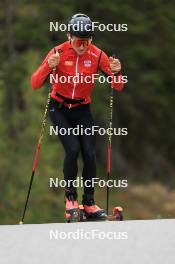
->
xmin=77 ymin=107 xmax=107 ymax=219
xmin=49 ymin=99 xmax=80 ymax=221
xmin=49 ymin=99 xmax=80 ymax=194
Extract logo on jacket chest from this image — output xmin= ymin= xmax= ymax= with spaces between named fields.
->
xmin=84 ymin=60 xmax=92 ymax=67
xmin=64 ymin=61 xmax=73 ymax=66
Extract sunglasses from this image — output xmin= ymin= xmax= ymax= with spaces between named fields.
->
xmin=71 ymin=38 xmax=90 ymax=48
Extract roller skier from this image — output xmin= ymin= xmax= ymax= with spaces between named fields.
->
xmin=31 ymin=14 xmax=124 ymax=222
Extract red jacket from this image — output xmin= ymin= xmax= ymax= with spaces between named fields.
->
xmin=31 ymin=41 xmax=124 ymax=108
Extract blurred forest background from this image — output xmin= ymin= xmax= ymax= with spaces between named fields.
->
xmin=0 ymin=0 xmax=175 ymax=224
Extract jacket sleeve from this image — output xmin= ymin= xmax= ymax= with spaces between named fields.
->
xmin=98 ymin=51 xmax=124 ymax=91
xmin=31 ymin=48 xmax=55 ymax=90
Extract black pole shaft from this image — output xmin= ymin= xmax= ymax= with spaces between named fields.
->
xmin=21 ymin=170 xmax=35 ymax=223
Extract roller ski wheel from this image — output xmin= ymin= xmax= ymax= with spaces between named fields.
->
xmin=107 ymin=206 xmax=124 ymax=221
xmin=65 ymin=208 xmax=80 ymax=223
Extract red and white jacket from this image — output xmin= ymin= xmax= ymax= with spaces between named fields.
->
xmin=31 ymin=41 xmax=124 ymax=108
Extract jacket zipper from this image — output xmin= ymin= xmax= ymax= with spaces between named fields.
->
xmin=69 ymin=55 xmax=79 ymax=109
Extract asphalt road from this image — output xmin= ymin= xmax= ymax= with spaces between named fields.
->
xmin=0 ymin=219 xmax=174 ymax=264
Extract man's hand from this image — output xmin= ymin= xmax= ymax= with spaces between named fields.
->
xmin=48 ymin=52 xmax=60 ymax=69
xmin=109 ymin=56 xmax=121 ymax=74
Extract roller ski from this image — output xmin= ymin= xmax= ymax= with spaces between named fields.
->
xmin=64 ymin=192 xmax=80 ymax=223
xmin=79 ymin=205 xmax=123 ymax=222
xmin=78 ymin=194 xmax=107 ymax=221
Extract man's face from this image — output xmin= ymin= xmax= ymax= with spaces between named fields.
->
xmin=70 ymin=35 xmax=91 ymax=55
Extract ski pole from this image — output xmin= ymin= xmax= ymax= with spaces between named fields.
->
xmin=19 ymin=47 xmax=59 ymax=224
xmin=106 ymin=86 xmax=114 ymax=215
xmin=19 ymin=90 xmax=51 ymax=224
xmin=106 ymin=55 xmax=116 ymax=215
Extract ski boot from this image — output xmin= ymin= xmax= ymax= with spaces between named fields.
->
xmin=64 ymin=191 xmax=80 ymax=223
xmin=81 ymin=194 xmax=107 ymax=221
